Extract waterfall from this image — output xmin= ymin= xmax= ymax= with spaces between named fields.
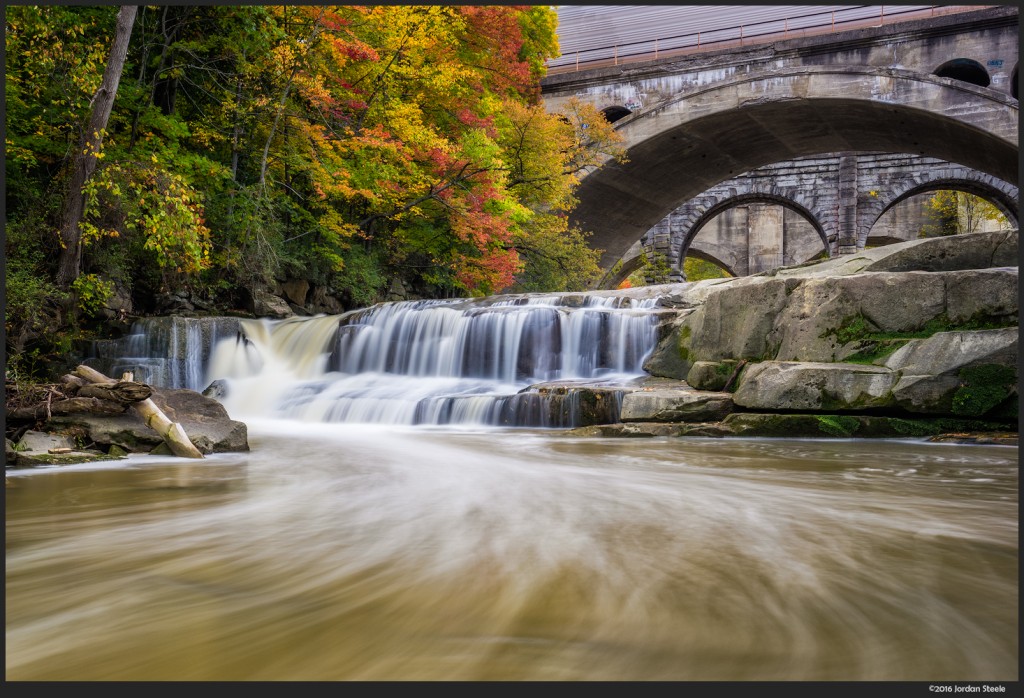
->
xmin=85 ymin=316 xmax=243 ymax=391
xmin=92 ymin=291 xmax=666 ymax=427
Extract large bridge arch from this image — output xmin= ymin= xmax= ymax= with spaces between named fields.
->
xmin=571 ymin=66 xmax=1019 ymax=273
xmin=860 ymin=170 xmax=1020 ymax=244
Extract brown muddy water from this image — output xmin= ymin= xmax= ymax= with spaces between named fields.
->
xmin=5 ymin=420 xmax=1018 ymax=681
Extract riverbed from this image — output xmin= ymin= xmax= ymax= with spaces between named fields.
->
xmin=6 ymin=420 xmax=1018 ymax=681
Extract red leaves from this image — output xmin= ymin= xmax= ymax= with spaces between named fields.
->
xmin=457 ymin=6 xmax=534 ymax=97
xmin=448 ymin=198 xmax=519 ymax=293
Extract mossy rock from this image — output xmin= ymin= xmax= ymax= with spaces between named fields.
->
xmin=951 ymin=364 xmax=1017 ymax=417
xmin=720 ymin=413 xmax=1015 ymax=439
xmin=686 ymin=360 xmax=742 ymax=391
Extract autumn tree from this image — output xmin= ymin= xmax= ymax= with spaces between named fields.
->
xmin=920 ymin=190 xmax=1010 ymax=237
xmin=6 ymin=5 xmax=630 ymax=377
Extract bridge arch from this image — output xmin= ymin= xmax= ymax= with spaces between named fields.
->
xmin=860 ymin=171 xmax=1020 ymax=245
xmin=683 ymin=248 xmax=737 ymax=278
xmin=603 ymin=240 xmax=649 ymax=289
xmin=600 ymin=105 xmax=632 ymax=124
xmin=673 ymin=190 xmax=832 ymax=270
xmin=933 ymin=58 xmax=991 ymax=88
xmin=570 ymin=66 xmax=1019 ymax=274
xmin=600 ymin=192 xmax=831 ymax=289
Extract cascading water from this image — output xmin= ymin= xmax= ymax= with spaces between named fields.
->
xmin=94 ymin=292 xmax=666 ymax=428
xmin=86 ymin=316 xmax=243 ymax=391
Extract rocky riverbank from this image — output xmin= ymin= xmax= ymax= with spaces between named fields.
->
xmin=557 ymin=229 xmax=1018 ymax=442
xmin=6 ymin=381 xmax=249 ymax=468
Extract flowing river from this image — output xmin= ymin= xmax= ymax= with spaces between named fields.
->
xmin=5 ymin=292 xmax=1019 ymax=681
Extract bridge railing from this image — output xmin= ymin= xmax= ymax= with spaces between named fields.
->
xmin=545 ymin=5 xmax=998 ymax=75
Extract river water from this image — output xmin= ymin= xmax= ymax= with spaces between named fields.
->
xmin=6 ymin=294 xmax=1020 ymax=681
xmin=6 ymin=422 xmax=1018 ymax=681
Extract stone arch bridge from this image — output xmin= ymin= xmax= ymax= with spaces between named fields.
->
xmin=605 ymin=151 xmax=1020 ymax=287
xmin=539 ymin=5 xmax=1019 ymax=283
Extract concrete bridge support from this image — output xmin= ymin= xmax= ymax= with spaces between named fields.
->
xmin=602 ymin=152 xmax=1019 ymax=288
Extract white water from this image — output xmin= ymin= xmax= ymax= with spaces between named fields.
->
xmin=203 ymin=294 xmax=661 ymax=426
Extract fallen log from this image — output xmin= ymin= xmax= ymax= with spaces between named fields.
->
xmin=77 ymin=381 xmax=153 ymax=404
xmin=73 ymin=365 xmax=205 ymax=459
xmin=60 ymin=374 xmax=87 ymax=393
xmin=8 ymin=396 xmax=128 ymax=420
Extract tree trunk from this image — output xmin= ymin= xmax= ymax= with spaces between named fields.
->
xmin=55 ymin=5 xmax=139 ymax=288
xmin=73 ymin=365 xmax=205 ymax=459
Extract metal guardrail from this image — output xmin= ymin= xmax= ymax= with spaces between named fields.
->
xmin=545 ymin=5 xmax=997 ymax=75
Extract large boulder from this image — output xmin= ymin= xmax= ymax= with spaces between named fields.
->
xmin=642 ymin=312 xmax=695 ymax=380
xmin=49 ymin=387 xmax=249 ymax=454
xmin=250 ymin=289 xmax=293 ymax=319
xmin=861 ymin=229 xmax=1018 ymax=273
xmin=884 ymin=328 xmax=1018 ymax=416
xmin=620 ymin=386 xmax=733 ymax=422
xmin=685 ymin=277 xmax=795 ymax=363
xmin=943 ymin=268 xmax=1018 ymax=324
xmin=644 ymin=265 xmax=1017 ymax=376
xmin=732 ymin=361 xmax=896 ymax=411
xmin=769 ymin=272 xmax=946 ymax=362
xmin=278 ymin=279 xmax=310 ymax=307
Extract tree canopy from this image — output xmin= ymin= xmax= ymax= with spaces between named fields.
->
xmin=5 ymin=5 xmax=625 ymax=377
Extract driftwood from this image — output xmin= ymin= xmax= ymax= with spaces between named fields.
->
xmin=77 ymin=381 xmax=153 ymax=404
xmin=73 ymin=365 xmax=204 ymax=459
xmin=8 ymin=396 xmax=129 ymax=420
xmin=60 ymin=374 xmax=87 ymax=392
xmin=722 ymin=359 xmax=749 ymax=393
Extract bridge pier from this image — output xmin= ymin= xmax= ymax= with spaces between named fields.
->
xmin=837 ymin=154 xmax=860 ymax=255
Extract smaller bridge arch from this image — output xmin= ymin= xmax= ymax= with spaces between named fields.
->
xmin=858 ymin=169 xmax=1020 ymax=245
xmin=600 ymin=105 xmax=633 ymax=123
xmin=933 ymin=58 xmax=991 ymax=88
xmin=562 ymin=66 xmax=1018 ymax=272
xmin=673 ymin=188 xmax=833 ymax=270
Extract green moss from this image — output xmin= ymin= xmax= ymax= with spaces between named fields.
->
xmin=829 ymin=315 xmax=876 ymax=345
xmin=815 ymin=415 xmax=861 ymax=437
xmin=826 ymin=313 xmax=1017 ymax=363
xmin=933 ymin=417 xmax=1016 ymax=433
xmin=678 ymin=325 xmax=692 ymax=362
xmin=844 ymin=338 xmax=910 ymax=364
xmin=951 ymin=364 xmax=1017 ymax=417
xmin=886 ymin=418 xmax=939 ymax=437
xmin=714 ymin=361 xmax=734 ymax=377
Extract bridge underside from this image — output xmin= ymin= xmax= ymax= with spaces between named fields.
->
xmin=597 ymin=152 xmax=1020 ymax=288
xmin=571 ymin=97 xmax=1019 ymax=272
